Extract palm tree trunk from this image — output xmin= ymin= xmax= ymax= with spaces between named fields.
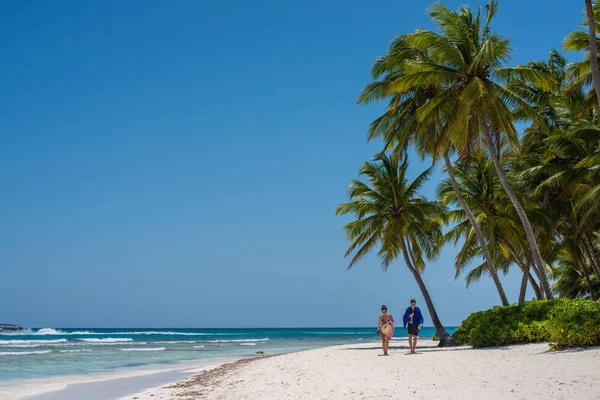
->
xmin=401 ymin=239 xmax=453 ymax=347
xmin=526 ymin=255 xmax=549 ymax=299
xmin=585 ymin=0 xmax=600 ymax=108
xmin=581 ymin=260 xmax=597 ymax=301
xmin=479 ymin=115 xmax=555 ymax=299
xmin=518 ymin=271 xmax=528 ymax=304
xmin=443 ymin=152 xmax=510 ymax=306
xmin=504 ymin=241 xmax=543 ymax=300
xmin=532 ymin=193 xmax=551 ymax=299
xmin=582 ymin=231 xmax=600 ymax=277
xmin=527 ymin=270 xmax=543 ymax=301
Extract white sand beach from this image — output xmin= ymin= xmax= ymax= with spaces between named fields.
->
xmin=117 ymin=340 xmax=600 ymax=400
xmin=3 ymin=340 xmax=599 ymax=399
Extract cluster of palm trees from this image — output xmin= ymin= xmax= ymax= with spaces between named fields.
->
xmin=336 ymin=0 xmax=600 ymax=346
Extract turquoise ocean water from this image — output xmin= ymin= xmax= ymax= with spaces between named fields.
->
xmin=0 ymin=327 xmax=455 ymax=382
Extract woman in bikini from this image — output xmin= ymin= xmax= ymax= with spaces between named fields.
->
xmin=377 ymin=305 xmax=394 ymax=356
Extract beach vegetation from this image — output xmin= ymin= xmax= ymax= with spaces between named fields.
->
xmin=453 ymin=299 xmax=600 ymax=348
xmin=340 ymin=0 xmax=600 ymax=348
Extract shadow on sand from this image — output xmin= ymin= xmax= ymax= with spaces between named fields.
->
xmin=342 ymin=343 xmax=600 ymax=355
xmin=341 ymin=344 xmax=474 ymax=353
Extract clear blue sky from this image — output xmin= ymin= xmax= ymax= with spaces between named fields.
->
xmin=0 ymin=0 xmax=583 ymax=328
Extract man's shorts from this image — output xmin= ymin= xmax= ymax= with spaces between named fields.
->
xmin=408 ymin=324 xmax=419 ymax=336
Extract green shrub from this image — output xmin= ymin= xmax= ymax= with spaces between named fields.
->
xmin=545 ymin=300 xmax=600 ymax=348
xmin=511 ymin=321 xmax=548 ymax=343
xmin=520 ymin=299 xmax=558 ymax=320
xmin=432 ymin=333 xmax=438 ymax=341
xmin=452 ymin=299 xmax=600 ymax=348
xmin=452 ymin=310 xmax=486 ymax=345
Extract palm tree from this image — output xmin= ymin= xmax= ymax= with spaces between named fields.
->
xmin=508 ymin=49 xmax=600 ymax=300
xmin=335 ymin=154 xmax=453 ymax=346
xmin=570 ymin=122 xmax=600 ymax=251
xmin=585 ymin=0 xmax=600 ymax=107
xmin=515 ymin=75 xmax=600 ymax=294
xmin=551 ymin=248 xmax=599 ymax=300
xmin=564 ymin=2 xmax=600 ymax=109
xmin=437 ymin=156 xmax=545 ymax=302
xmin=519 ymin=84 xmax=600 ymax=275
xmin=507 ymin=50 xmax=573 ymax=299
xmin=399 ymin=0 xmax=556 ymax=298
xmin=357 ymin=35 xmax=510 ymax=305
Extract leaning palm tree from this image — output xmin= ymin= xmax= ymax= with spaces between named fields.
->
xmin=585 ymin=0 xmax=600 ymax=107
xmin=569 ymin=121 xmax=600 ymax=252
xmin=437 ymin=156 xmax=545 ymax=302
xmin=335 ymin=154 xmax=453 ymax=346
xmin=399 ymin=0 xmax=556 ymax=298
xmin=358 ymin=35 xmax=510 ymax=305
xmin=518 ymin=81 xmax=600 ymax=280
xmin=564 ymin=1 xmax=600 ymax=109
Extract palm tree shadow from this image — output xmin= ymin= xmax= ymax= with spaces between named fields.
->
xmin=341 ymin=344 xmax=588 ymax=353
xmin=341 ymin=345 xmax=475 ymax=353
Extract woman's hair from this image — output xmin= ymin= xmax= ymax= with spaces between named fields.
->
xmin=381 ymin=304 xmax=387 ymax=309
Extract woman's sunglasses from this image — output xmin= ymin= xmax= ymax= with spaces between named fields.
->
xmin=381 ymin=308 xmax=387 ymax=311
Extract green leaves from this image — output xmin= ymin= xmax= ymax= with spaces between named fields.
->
xmin=405 ymin=30 xmax=464 ymax=67
xmin=563 ymin=30 xmax=597 ymax=52
xmin=545 ymin=300 xmax=600 ymax=348
xmin=452 ymin=300 xmax=600 ymax=348
xmin=357 ymin=81 xmax=389 ymax=105
xmin=351 ymin=1 xmax=600 ymax=305
xmin=336 ymin=154 xmax=443 ymax=271
xmin=495 ymin=67 xmax=558 ymax=91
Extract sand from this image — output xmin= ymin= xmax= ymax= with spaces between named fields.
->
xmin=119 ymin=340 xmax=600 ymax=400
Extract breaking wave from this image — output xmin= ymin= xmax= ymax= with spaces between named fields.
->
xmin=205 ymin=338 xmax=269 ymax=343
xmin=78 ymin=338 xmax=134 ymax=343
xmin=154 ymin=340 xmax=197 ymax=344
xmin=120 ymin=347 xmax=166 ymax=352
xmin=0 ymin=350 xmax=53 ymax=356
xmin=0 ymin=339 xmax=67 ymax=346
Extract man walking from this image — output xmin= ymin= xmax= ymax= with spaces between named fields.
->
xmin=403 ymin=299 xmax=423 ymax=354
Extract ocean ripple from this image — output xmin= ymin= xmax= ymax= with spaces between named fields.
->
xmin=78 ymin=338 xmax=134 ymax=343
xmin=0 ymin=339 xmax=67 ymax=346
xmin=120 ymin=347 xmax=166 ymax=352
xmin=0 ymin=350 xmax=53 ymax=356
xmin=206 ymin=338 xmax=269 ymax=343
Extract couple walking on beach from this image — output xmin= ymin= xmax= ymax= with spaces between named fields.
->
xmin=377 ymin=299 xmax=423 ymax=356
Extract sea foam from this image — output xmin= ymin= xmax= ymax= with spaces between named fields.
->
xmin=0 ymin=350 xmax=53 ymax=356
xmin=120 ymin=347 xmax=166 ymax=352
xmin=206 ymin=338 xmax=269 ymax=343
xmin=34 ymin=328 xmax=64 ymax=335
xmin=78 ymin=338 xmax=134 ymax=343
xmin=0 ymin=339 xmax=67 ymax=346
xmin=70 ymin=331 xmax=213 ymax=336
xmin=0 ymin=328 xmax=66 ymax=336
xmin=154 ymin=340 xmax=197 ymax=344
xmin=0 ymin=329 xmax=254 ymax=337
